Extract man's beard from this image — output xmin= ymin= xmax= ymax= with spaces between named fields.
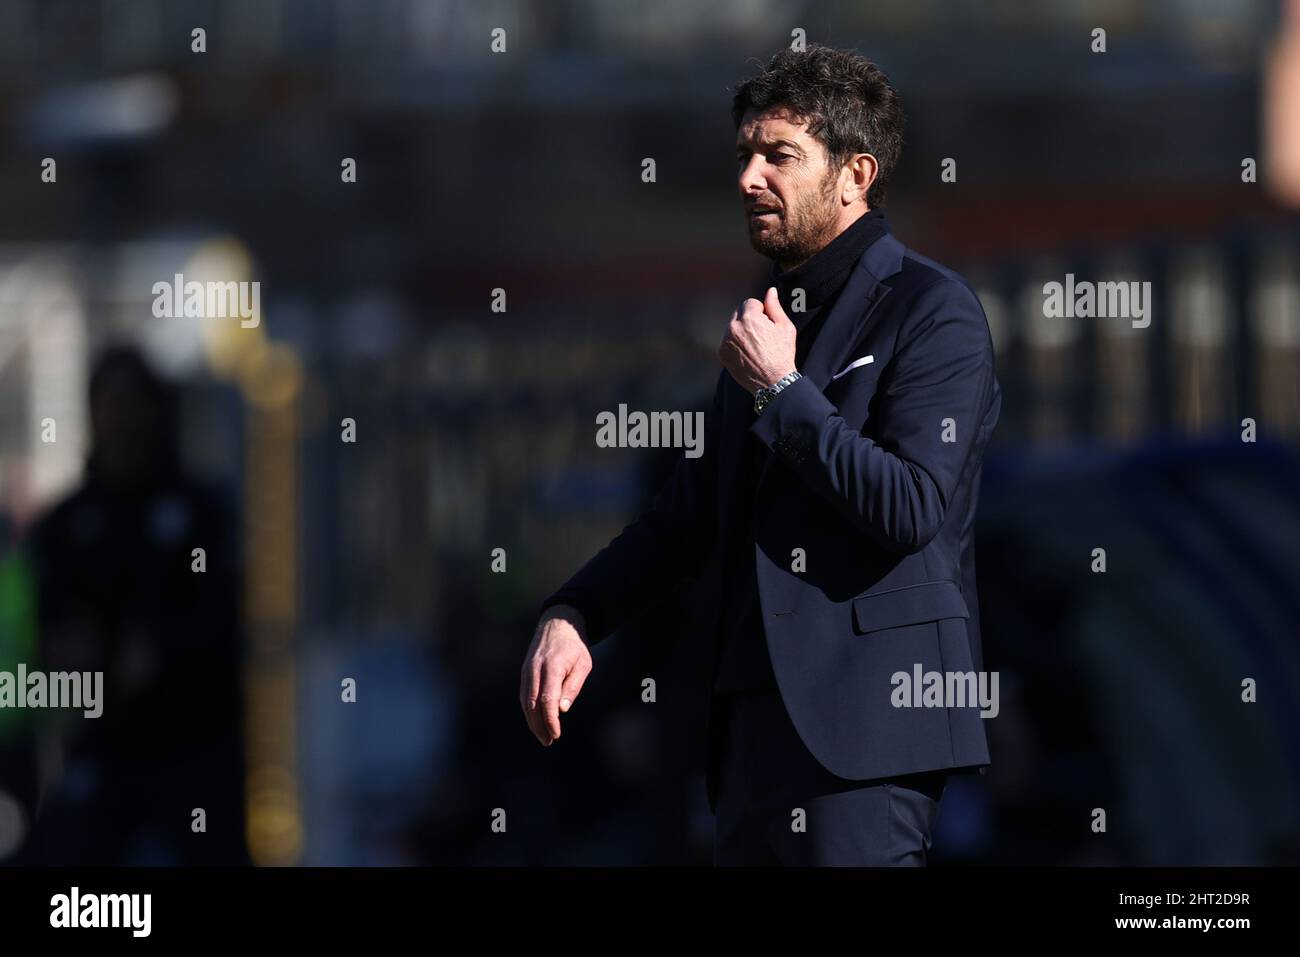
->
xmin=746 ymin=173 xmax=840 ymax=270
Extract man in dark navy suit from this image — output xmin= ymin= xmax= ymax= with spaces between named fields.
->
xmin=522 ymin=45 xmax=1001 ymax=865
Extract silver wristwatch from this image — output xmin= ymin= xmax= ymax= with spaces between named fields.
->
xmin=754 ymin=370 xmax=802 ymax=415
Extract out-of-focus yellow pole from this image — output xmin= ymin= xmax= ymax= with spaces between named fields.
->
xmin=192 ymin=238 xmax=304 ymax=866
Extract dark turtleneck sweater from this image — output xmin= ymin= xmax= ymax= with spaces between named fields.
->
xmin=712 ymin=207 xmax=889 ymax=695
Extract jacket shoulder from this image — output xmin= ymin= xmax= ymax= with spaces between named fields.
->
xmin=887 ymin=249 xmax=995 ymax=357
xmin=893 ymin=248 xmax=979 ymax=302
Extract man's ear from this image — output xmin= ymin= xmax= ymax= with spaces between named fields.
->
xmin=843 ymin=153 xmax=879 ymax=205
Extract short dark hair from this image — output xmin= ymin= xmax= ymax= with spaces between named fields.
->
xmin=731 ymin=45 xmax=905 ymax=208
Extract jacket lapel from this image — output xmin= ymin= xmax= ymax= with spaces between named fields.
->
xmin=717 ymin=230 xmax=907 ymax=519
xmin=750 ymin=231 xmax=906 ymax=490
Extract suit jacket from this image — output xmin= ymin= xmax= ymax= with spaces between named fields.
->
xmin=542 ymin=223 xmax=1002 ymax=812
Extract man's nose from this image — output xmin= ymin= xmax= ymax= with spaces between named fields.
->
xmin=738 ymin=156 xmax=766 ymax=195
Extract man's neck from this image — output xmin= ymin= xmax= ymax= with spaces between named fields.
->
xmin=769 ymin=202 xmax=889 ymax=317
xmin=777 ymin=204 xmax=873 ymax=272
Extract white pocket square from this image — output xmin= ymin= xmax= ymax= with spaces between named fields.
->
xmin=830 ymin=354 xmax=874 ymax=381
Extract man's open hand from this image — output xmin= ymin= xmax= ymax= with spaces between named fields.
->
xmin=718 ymin=285 xmax=798 ymax=394
xmin=520 ymin=605 xmax=593 ymax=746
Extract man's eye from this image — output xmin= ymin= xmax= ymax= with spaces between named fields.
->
xmin=772 ymin=153 xmax=792 ymax=163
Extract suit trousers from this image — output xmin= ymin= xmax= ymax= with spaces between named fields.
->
xmin=712 ymin=685 xmax=948 ymax=866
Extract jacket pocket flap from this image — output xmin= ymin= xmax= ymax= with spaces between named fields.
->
xmin=852 ymin=580 xmax=969 ymax=634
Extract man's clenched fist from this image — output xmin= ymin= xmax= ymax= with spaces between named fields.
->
xmin=718 ymin=285 xmax=798 ymax=395
xmin=520 ymin=605 xmax=593 ymax=746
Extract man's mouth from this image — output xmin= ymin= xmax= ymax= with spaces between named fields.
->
xmin=748 ymin=207 xmax=780 ymax=222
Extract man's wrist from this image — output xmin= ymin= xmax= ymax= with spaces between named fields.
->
xmin=754 ymin=369 xmax=803 ymax=414
xmin=541 ymin=603 xmax=587 ymax=635
xmin=759 ymin=367 xmax=799 ymax=392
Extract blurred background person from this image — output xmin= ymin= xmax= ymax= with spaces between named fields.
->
xmin=19 ymin=345 xmax=247 ymax=865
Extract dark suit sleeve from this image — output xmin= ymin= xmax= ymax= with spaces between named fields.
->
xmin=748 ymin=278 xmax=996 ymax=555
xmin=538 ymin=372 xmax=723 ymax=647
